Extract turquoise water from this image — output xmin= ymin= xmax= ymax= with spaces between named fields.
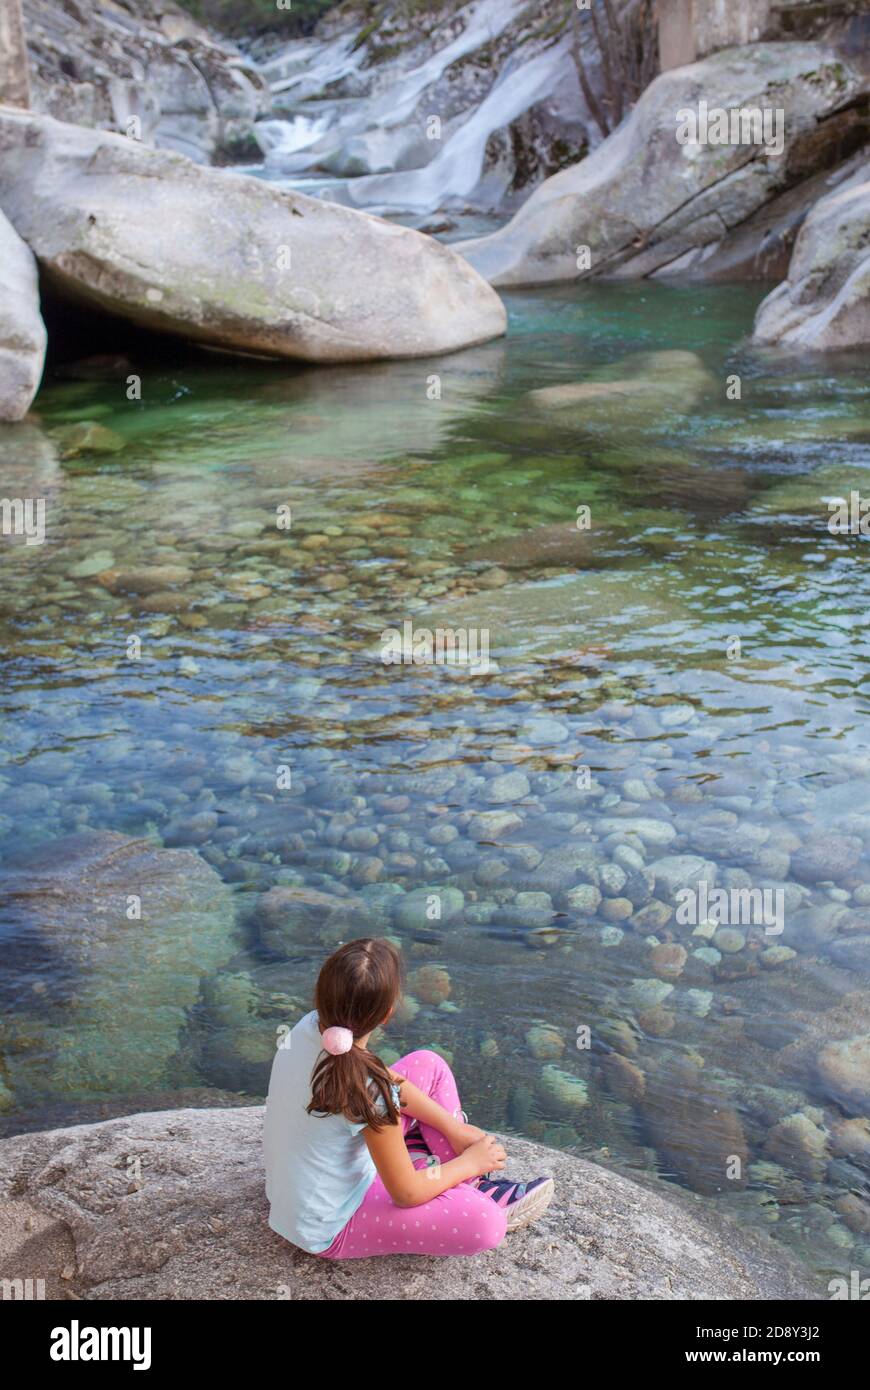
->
xmin=1 ymin=282 xmax=870 ymax=1285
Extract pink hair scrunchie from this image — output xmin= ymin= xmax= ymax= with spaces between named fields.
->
xmin=321 ymin=1026 xmax=354 ymax=1056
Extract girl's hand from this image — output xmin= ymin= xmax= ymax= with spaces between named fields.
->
xmin=450 ymin=1121 xmax=487 ymax=1154
xmin=464 ymin=1134 xmax=506 ymax=1178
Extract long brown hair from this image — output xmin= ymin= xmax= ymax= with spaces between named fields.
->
xmin=308 ymin=938 xmax=403 ymax=1130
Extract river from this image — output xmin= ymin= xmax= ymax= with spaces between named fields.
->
xmin=1 ymin=278 xmax=869 ymax=1283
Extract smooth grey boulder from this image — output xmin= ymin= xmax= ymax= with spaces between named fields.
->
xmin=0 ymin=1106 xmax=818 ymax=1300
xmin=0 ymin=207 xmax=47 ymax=421
xmin=753 ymin=163 xmax=870 ymax=349
xmin=455 ymin=43 xmax=868 ymax=287
xmin=0 ymin=108 xmax=507 ymax=363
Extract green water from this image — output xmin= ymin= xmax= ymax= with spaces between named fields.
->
xmin=2 ymin=282 xmax=870 ymax=1288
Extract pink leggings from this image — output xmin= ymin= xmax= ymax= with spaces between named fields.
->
xmin=319 ymin=1049 xmax=507 ymax=1259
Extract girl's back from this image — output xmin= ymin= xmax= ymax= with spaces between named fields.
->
xmin=264 ymin=1009 xmax=376 ymax=1253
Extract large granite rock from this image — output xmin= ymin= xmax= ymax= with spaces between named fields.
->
xmin=0 ymin=208 xmax=46 ymax=421
xmin=22 ymin=0 xmax=268 ymax=164
xmin=455 ymin=43 xmax=868 ymax=286
xmin=664 ymin=151 xmax=870 ymax=283
xmin=753 ymin=162 xmax=870 ymax=349
xmin=0 ymin=1106 xmax=818 ymax=1299
xmin=0 ymin=108 xmax=506 ymax=363
xmin=0 ymin=832 xmax=237 ymax=1105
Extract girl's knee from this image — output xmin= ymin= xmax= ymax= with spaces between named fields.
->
xmin=468 ymin=1196 xmax=507 ymax=1253
xmin=394 ymin=1048 xmax=449 ymax=1079
xmin=478 ymin=1225 xmax=506 ymax=1253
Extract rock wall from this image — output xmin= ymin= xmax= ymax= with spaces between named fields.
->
xmin=658 ymin=0 xmax=865 ymax=70
xmin=253 ymin=0 xmax=596 ymax=218
xmin=455 ymin=42 xmax=869 ymax=286
xmin=0 ymin=0 xmax=31 ymax=108
xmin=21 ymin=0 xmax=269 ymax=163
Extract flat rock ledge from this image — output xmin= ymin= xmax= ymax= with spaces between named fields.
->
xmin=0 ymin=1107 xmax=818 ymax=1300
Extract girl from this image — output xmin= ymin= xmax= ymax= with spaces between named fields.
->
xmin=264 ymin=937 xmax=554 ymax=1259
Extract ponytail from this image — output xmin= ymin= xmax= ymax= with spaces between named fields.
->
xmin=308 ymin=1044 xmax=400 ymax=1130
xmin=306 ymin=938 xmax=404 ymax=1129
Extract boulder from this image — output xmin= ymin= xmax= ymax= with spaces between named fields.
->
xmin=0 ymin=832 xmax=237 ymax=1104
xmin=0 ymin=1106 xmax=818 ymax=1299
xmin=0 ymin=208 xmax=47 ymax=422
xmin=455 ymin=43 xmax=868 ymax=286
xmin=528 ymin=350 xmax=716 ymax=426
xmin=753 ymin=163 xmax=870 ymax=349
xmin=0 ymin=109 xmax=507 ymax=364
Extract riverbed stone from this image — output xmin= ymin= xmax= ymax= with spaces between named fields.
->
xmin=258 ymin=886 xmax=361 ymax=952
xmin=537 ymin=1065 xmax=589 ymax=1118
xmin=394 ymin=886 xmax=465 ymax=931
xmin=597 ymin=818 xmax=676 ymax=847
xmin=791 ymin=833 xmax=863 ymax=886
xmin=648 ymin=854 xmax=717 ymax=900
xmin=468 ymin=810 xmax=523 ymax=841
xmin=565 ymin=883 xmax=602 ymax=915
xmin=650 ymin=943 xmax=688 ymax=980
xmin=830 ymin=1118 xmax=870 ymax=1162
xmin=528 ymin=351 xmax=715 ymax=428
xmin=816 ymin=1035 xmax=870 ymax=1116
xmin=526 ymin=1025 xmax=565 ymax=1061
xmin=485 ymin=771 xmax=530 ymax=804
xmin=764 ymin=1113 xmax=830 ymax=1181
xmin=410 ymin=965 xmax=451 ymax=1006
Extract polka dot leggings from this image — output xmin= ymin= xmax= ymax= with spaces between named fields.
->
xmin=319 ymin=1049 xmax=507 ymax=1259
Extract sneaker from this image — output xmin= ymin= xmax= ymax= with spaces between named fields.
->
xmin=476 ymin=1175 xmax=554 ymax=1232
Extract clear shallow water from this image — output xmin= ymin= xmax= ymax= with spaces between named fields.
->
xmin=1 ymin=283 xmax=870 ymax=1286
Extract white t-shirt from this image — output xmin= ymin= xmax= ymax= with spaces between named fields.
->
xmin=264 ymin=1010 xmax=395 ymax=1253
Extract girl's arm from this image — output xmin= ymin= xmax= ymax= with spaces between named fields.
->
xmin=364 ymin=1123 xmax=505 ymax=1209
xmin=389 ymin=1072 xmax=484 ymax=1153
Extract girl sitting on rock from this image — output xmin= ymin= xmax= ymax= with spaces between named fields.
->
xmin=264 ymin=936 xmax=553 ymax=1259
